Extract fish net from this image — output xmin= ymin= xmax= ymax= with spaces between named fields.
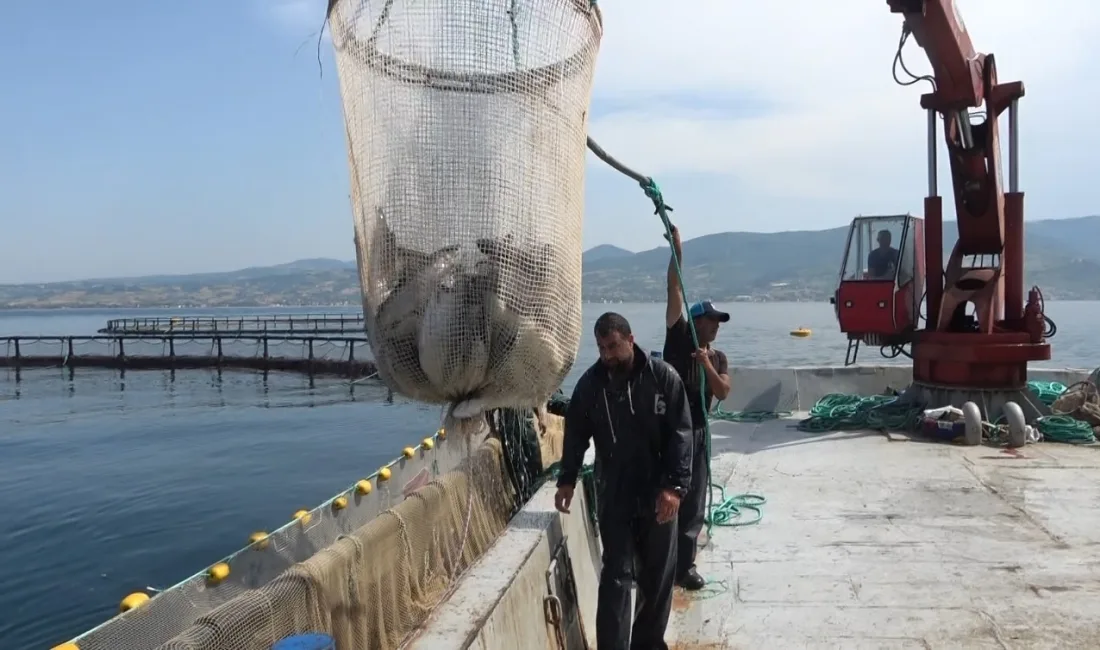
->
xmin=66 ymin=414 xmax=564 ymax=650
xmin=332 ymin=0 xmax=602 ymax=421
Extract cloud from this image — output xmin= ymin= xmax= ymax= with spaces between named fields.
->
xmin=261 ymin=0 xmax=1100 ymax=247
xmin=264 ymin=0 xmax=331 ymax=42
xmin=582 ymin=0 xmax=1100 ymax=235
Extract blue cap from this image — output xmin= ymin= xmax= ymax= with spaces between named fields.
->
xmin=272 ymin=634 xmax=336 ymax=650
xmin=688 ymin=300 xmax=730 ymax=322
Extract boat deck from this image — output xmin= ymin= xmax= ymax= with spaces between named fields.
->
xmin=670 ymin=416 xmax=1100 ymax=649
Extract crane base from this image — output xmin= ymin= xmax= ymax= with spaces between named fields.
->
xmin=911 ymin=330 xmax=1050 ymax=389
xmin=894 ymin=381 xmax=1050 ymax=424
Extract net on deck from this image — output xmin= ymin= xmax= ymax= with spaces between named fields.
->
xmin=331 ymin=0 xmax=602 ymax=421
xmin=66 ymin=413 xmax=564 ymax=650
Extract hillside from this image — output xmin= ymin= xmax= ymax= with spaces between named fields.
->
xmin=1 ymin=217 xmax=1098 ymax=308
xmin=581 ymin=217 xmax=1100 ymax=302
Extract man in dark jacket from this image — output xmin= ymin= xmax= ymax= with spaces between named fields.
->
xmin=554 ymin=312 xmax=693 ymax=650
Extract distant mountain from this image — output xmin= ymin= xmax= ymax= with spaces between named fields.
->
xmin=0 ymin=258 xmax=364 ymax=309
xmin=2 ymin=218 xmax=1099 ymax=308
xmin=581 ymin=216 xmax=1100 ymax=303
xmin=582 ymin=244 xmax=633 ymax=263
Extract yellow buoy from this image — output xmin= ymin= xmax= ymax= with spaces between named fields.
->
xmin=378 ymin=467 xmax=392 ymax=481
xmin=332 ymin=495 xmax=348 ymax=510
xmin=51 ymin=643 xmax=80 ymax=650
xmin=120 ymin=592 xmax=150 ymax=612
xmin=422 ymin=438 xmax=434 ymax=450
xmin=207 ymin=562 xmax=230 ymax=584
xmin=356 ymin=479 xmax=373 ymax=495
xmin=789 ymin=328 xmax=812 ymax=338
xmin=437 ymin=428 xmax=447 ymax=440
xmin=402 ymin=446 xmax=415 ymax=459
xmin=293 ymin=509 xmax=312 ymax=525
xmin=249 ymin=531 xmax=269 ymax=550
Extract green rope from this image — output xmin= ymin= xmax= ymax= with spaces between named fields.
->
xmin=796 ymin=393 xmax=923 ymax=433
xmin=584 ymin=140 xmax=764 ymax=532
xmin=1027 ymin=380 xmax=1066 ymax=407
xmin=710 ymin=407 xmax=790 ymax=423
xmin=643 ymin=179 xmax=749 ymax=531
xmin=707 ymin=489 xmax=765 ymax=527
xmin=1035 ymin=415 xmax=1096 ymax=444
xmin=1024 ymin=380 xmax=1097 ymax=443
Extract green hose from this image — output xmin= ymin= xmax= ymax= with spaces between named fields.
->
xmin=1035 ymin=415 xmax=1096 ymax=444
xmin=796 ymin=393 xmax=923 ymax=433
xmin=1027 ymin=380 xmax=1067 ymax=407
xmin=1024 ymin=381 xmax=1096 ymax=442
xmin=710 ymin=408 xmax=789 ymax=423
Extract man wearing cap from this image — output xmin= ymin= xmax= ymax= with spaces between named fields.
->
xmin=662 ymin=224 xmax=732 ymax=591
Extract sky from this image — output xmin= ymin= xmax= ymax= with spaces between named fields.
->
xmin=1 ymin=0 xmax=1098 ymax=283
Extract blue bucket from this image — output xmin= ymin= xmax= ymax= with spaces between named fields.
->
xmin=271 ymin=633 xmax=336 ymax=650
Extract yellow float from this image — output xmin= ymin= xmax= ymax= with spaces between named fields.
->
xmin=789 ymin=327 xmax=812 ymax=338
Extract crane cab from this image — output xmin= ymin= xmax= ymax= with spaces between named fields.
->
xmin=832 ymin=214 xmax=925 ymax=365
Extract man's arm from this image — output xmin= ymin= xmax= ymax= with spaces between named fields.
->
xmin=657 ymin=364 xmax=693 ymax=492
xmin=702 ymin=349 xmax=731 ymax=402
xmin=557 ymin=379 xmax=593 ymax=487
xmin=665 ymin=225 xmax=684 ymax=329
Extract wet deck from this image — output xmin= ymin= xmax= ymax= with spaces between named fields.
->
xmin=670 ymin=417 xmax=1100 ymax=649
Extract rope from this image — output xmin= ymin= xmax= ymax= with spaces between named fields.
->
xmin=1027 ymin=380 xmax=1066 ymax=407
xmin=796 ymin=393 xmax=923 ymax=433
xmin=586 ymin=136 xmax=762 ymax=532
xmin=1035 ymin=415 xmax=1096 ymax=444
xmin=710 ymin=407 xmax=789 ymax=423
xmin=493 ymin=408 xmax=546 ymax=514
xmin=1024 ymin=380 xmax=1096 ymax=443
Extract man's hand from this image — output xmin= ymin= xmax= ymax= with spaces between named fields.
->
xmin=692 ymin=348 xmax=714 ymax=371
xmin=554 ymin=485 xmax=575 ymax=514
xmin=664 ymin=224 xmax=683 ymax=258
xmin=655 ymin=488 xmax=682 ymax=524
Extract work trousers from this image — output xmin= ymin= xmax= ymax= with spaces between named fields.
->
xmin=595 ymin=507 xmax=678 ymax=650
xmin=676 ymin=426 xmax=709 ymax=579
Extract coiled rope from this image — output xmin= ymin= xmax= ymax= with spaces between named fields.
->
xmin=795 ymin=393 xmax=923 ymax=433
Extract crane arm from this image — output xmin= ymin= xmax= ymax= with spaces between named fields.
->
xmin=888 ymin=0 xmax=984 ymax=110
xmin=887 ymin=0 xmax=1024 ymax=259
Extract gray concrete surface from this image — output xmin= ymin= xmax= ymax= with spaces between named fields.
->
xmin=669 ymin=416 xmax=1100 ymax=648
xmin=416 ymin=365 xmax=1100 ymax=649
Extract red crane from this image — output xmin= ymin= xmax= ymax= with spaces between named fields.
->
xmin=834 ymin=0 xmax=1054 ymax=421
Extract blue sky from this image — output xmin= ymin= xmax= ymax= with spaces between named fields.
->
xmin=2 ymin=0 xmax=1098 ymax=283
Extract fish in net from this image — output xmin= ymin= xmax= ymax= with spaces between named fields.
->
xmin=329 ymin=0 xmax=602 ymax=426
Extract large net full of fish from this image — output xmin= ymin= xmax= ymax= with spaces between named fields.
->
xmin=327 ymin=0 xmax=601 ymax=422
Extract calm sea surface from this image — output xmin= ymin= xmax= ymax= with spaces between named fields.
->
xmin=2 ymin=302 xmax=1099 ymax=648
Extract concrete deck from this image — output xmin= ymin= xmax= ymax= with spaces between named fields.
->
xmin=416 ymin=366 xmax=1100 ymax=650
xmin=672 ymin=417 xmax=1100 ymax=649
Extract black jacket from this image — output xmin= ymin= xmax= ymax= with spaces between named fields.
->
xmin=557 ymin=344 xmax=693 ymax=515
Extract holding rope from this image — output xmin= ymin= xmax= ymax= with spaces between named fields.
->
xmin=585 ymin=137 xmax=766 ymax=544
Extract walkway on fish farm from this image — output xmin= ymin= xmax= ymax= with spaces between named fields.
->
xmin=0 ymin=334 xmax=375 ymax=378
xmin=666 ymin=415 xmax=1100 ymax=648
xmin=98 ymin=313 xmax=365 ymax=336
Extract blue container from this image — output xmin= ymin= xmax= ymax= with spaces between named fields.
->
xmin=272 ymin=633 xmax=336 ymax=650
xmin=921 ymin=417 xmax=965 ymax=441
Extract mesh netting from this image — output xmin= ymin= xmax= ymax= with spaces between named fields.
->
xmin=331 ymin=0 xmax=602 ymax=420
xmin=67 ymin=415 xmax=564 ymax=650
